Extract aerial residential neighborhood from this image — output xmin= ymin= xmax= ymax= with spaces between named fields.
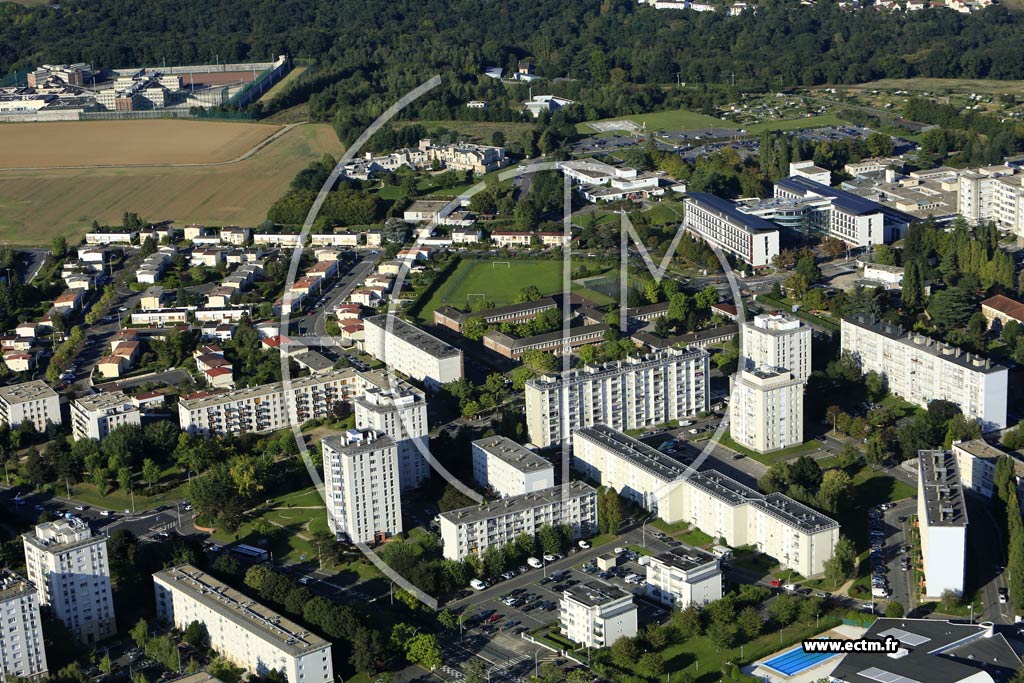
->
xmin=6 ymin=2 xmax=1024 ymax=683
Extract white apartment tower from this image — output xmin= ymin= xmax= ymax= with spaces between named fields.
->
xmin=917 ymin=450 xmax=968 ymax=597
xmin=22 ymin=519 xmax=116 ymax=644
xmin=70 ymin=391 xmax=141 ymax=441
xmin=362 ymin=314 xmax=463 ymax=390
xmin=560 ymin=581 xmax=638 ymax=648
xmin=0 ymin=570 xmax=48 ymax=681
xmin=841 ymin=316 xmax=1008 ymax=430
xmin=645 ymin=546 xmax=723 ymax=609
xmin=729 ymin=369 xmax=804 ymax=454
xmin=0 ymin=381 xmax=61 ymax=433
xmin=439 ymin=481 xmax=597 ymax=561
xmin=153 ymin=566 xmax=332 ymax=683
xmin=741 ymin=313 xmax=812 ymax=381
xmin=471 ymin=436 xmax=554 ymax=498
xmin=354 ymin=382 xmax=430 ymax=491
xmin=525 ymin=347 xmax=709 ymax=448
xmin=321 ymin=429 xmax=402 ymax=544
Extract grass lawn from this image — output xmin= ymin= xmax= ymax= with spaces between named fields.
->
xmin=413 ymin=258 xmax=613 ymax=322
xmin=642 ymin=201 xmax=685 ymax=225
xmin=580 ymin=108 xmax=732 ymax=133
xmin=718 ymin=429 xmax=823 ymax=466
xmin=69 ymin=465 xmax=189 ymax=511
xmin=258 ymin=65 xmax=308 ymax=104
xmin=398 ymin=119 xmax=535 ymax=146
xmin=743 ymin=113 xmax=846 ymax=133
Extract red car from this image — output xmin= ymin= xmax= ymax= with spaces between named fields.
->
xmin=770 ymin=579 xmax=783 ymax=588
xmin=487 ymin=613 xmax=504 ymax=623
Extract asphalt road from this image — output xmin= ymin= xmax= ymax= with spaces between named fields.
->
xmin=290 ymin=251 xmax=378 ymax=338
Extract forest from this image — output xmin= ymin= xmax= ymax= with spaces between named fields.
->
xmin=5 ymin=0 xmax=1024 ymax=140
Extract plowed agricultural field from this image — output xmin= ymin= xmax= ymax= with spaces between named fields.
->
xmin=0 ymin=121 xmax=344 ymax=245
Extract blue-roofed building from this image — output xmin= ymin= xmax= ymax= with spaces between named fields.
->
xmin=683 ymin=192 xmax=780 ymax=268
xmin=773 ymin=175 xmax=913 ymax=246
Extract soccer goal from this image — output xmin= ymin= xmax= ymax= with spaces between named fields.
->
xmin=492 ymin=261 xmax=511 ymax=269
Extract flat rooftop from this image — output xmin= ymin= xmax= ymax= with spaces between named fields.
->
xmin=74 ymin=390 xmax=134 ymax=413
xmin=651 ymin=546 xmax=718 ymax=573
xmin=688 ymin=469 xmax=839 ymax=532
xmin=321 ymin=429 xmax=395 ymax=457
xmin=435 ymin=297 xmax=557 ymax=324
xmin=0 ymin=569 xmax=36 ymax=602
xmin=23 ymin=518 xmax=99 ymax=554
xmin=527 ymin=347 xmax=705 ymax=389
xmin=686 ymin=192 xmax=780 ymax=234
xmin=574 ymin=425 xmax=689 ymax=484
xmin=830 ymin=618 xmax=1020 ymax=683
xmin=844 ymin=315 xmax=1006 ymax=375
xmin=440 ymin=481 xmax=595 ymax=527
xmin=364 ymin=314 xmax=461 ymax=359
xmin=952 ymin=439 xmax=1006 ymax=462
xmin=918 ymin=450 xmax=967 ymax=528
xmin=473 ymin=436 xmax=552 ymax=474
xmin=0 ymin=380 xmax=58 ymax=405
xmin=564 ymin=580 xmax=632 ymax=608
xmin=153 ymin=565 xmax=330 ymax=656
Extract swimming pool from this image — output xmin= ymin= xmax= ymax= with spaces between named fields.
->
xmin=760 ymin=643 xmax=838 ymax=676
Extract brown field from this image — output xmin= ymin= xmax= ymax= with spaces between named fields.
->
xmin=0 ymin=119 xmax=282 ymax=168
xmin=0 ymin=122 xmax=344 ymax=246
xmin=184 ymin=70 xmax=258 ymax=87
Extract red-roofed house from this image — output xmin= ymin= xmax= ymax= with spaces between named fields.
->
xmin=982 ymin=294 xmax=1024 ymax=330
xmin=203 ymin=366 xmax=235 ymax=389
xmin=97 ymin=355 xmax=126 ymax=379
xmin=2 ymin=352 xmax=34 ymax=373
xmin=132 ymin=391 xmax=166 ymax=410
xmin=53 ymin=289 xmax=85 ymax=313
xmin=113 ymin=341 xmax=140 ymax=365
xmin=712 ymin=302 xmax=739 ymax=321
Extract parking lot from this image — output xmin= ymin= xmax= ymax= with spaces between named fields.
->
xmin=869 ymin=499 xmax=916 ymax=611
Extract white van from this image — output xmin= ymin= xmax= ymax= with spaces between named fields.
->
xmin=872 ymin=586 xmax=891 ymax=598
xmin=470 ymin=579 xmax=488 ymax=591
xmin=527 ymin=557 xmax=543 ymax=569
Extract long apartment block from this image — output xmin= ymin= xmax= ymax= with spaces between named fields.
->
xmin=0 ymin=380 xmax=61 ymax=433
xmin=363 ymin=314 xmax=463 ymax=390
xmin=682 ymin=192 xmax=780 ymax=268
xmin=153 ymin=565 xmax=332 ymax=683
xmin=841 ymin=315 xmax=1008 ymax=430
xmin=0 ymin=570 xmax=48 ymax=681
xmin=525 ymin=347 xmax=709 ymax=448
xmin=573 ymin=425 xmax=838 ymax=576
xmin=472 ymin=436 xmax=554 ymax=498
xmin=439 ymin=481 xmax=597 ymax=561
xmin=917 ymin=450 xmax=968 ymax=597
xmin=177 ymin=368 xmax=363 ymax=435
xmin=22 ymin=519 xmax=115 ymax=645
xmin=433 ymin=298 xmax=558 ymax=333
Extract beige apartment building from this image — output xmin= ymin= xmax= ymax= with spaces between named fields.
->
xmin=560 ymin=581 xmax=637 ymax=648
xmin=741 ymin=313 xmax=812 ymax=381
xmin=22 ymin=519 xmax=115 ymax=645
xmin=841 ymin=315 xmax=1008 ymax=430
xmin=439 ymin=481 xmax=597 ymax=561
xmin=0 ymin=380 xmax=61 ymax=433
xmin=525 ymin=347 xmax=709 ymax=448
xmin=70 ymin=391 xmax=140 ymax=441
xmin=728 ymin=369 xmax=804 ymax=454
xmin=644 ymin=547 xmax=722 ymax=609
xmin=353 ymin=379 xmax=430 ymax=491
xmin=177 ymin=368 xmax=362 ymax=435
xmin=321 ymin=429 xmax=402 ymax=544
xmin=153 ymin=566 xmax=332 ymax=683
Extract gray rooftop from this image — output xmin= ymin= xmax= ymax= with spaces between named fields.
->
xmin=563 ymin=580 xmax=632 ymax=608
xmin=844 ymin=315 xmax=1006 ymax=375
xmin=0 ymin=569 xmax=36 ymax=602
xmin=830 ymin=618 xmax=1020 ymax=683
xmin=440 ymin=481 xmax=595 ymax=527
xmin=952 ymin=439 xmax=1006 ymax=462
xmin=322 ymin=429 xmax=395 ymax=457
xmin=473 ymin=436 xmax=552 ymax=474
xmin=435 ymin=297 xmax=557 ymax=324
xmin=23 ymin=518 xmax=102 ymax=555
xmin=0 ymin=380 xmax=58 ymax=405
xmin=365 ymin=314 xmax=461 ymax=359
xmin=527 ymin=347 xmax=706 ymax=389
xmin=918 ymin=450 xmax=968 ymax=528
xmin=574 ymin=425 xmax=689 ymax=484
xmin=74 ymin=390 xmax=136 ymax=413
xmin=650 ymin=546 xmax=718 ymax=573
xmin=153 ymin=565 xmax=330 ymax=656
xmin=293 ymin=350 xmax=334 ymax=372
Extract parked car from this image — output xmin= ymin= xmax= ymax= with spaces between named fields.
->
xmin=543 ymin=553 xmax=559 ymax=562
xmin=999 ymin=588 xmax=1009 ymax=604
xmin=527 ymin=557 xmax=543 ymax=569
xmin=578 ymin=540 xmax=591 ymax=549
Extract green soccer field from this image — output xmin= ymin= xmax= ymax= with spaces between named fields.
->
xmin=415 ymin=259 xmax=613 ymax=322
